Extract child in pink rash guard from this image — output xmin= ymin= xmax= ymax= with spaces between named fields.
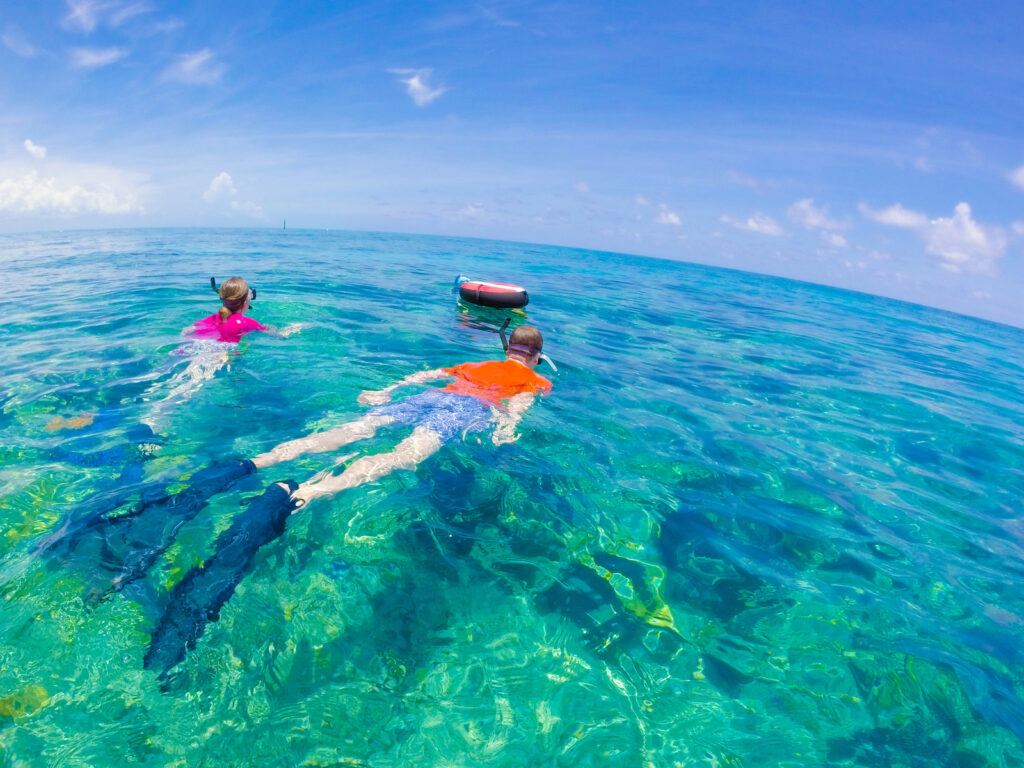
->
xmin=192 ymin=276 xmax=266 ymax=343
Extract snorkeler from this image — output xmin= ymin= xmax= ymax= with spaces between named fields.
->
xmin=142 ymin=324 xmax=553 ymax=677
xmin=192 ymin=276 xmax=267 ymax=343
xmin=141 ymin=276 xmax=303 ymax=430
xmin=38 ymin=277 xmax=303 ymax=588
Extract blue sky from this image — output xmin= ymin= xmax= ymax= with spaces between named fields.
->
xmin=2 ymin=1 xmax=1023 ymax=326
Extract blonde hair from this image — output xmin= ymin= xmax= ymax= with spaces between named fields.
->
xmin=218 ymin=277 xmax=250 ymax=322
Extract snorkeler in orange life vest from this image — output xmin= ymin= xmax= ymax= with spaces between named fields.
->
xmin=143 ymin=324 xmax=553 ymax=677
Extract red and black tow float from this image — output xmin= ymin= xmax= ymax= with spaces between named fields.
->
xmin=454 ymin=276 xmax=529 ymax=309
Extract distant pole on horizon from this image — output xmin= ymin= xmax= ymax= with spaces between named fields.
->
xmin=283 ymin=219 xmax=286 ymax=230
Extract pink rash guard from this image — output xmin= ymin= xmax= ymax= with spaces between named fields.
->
xmin=192 ymin=313 xmax=267 ymax=343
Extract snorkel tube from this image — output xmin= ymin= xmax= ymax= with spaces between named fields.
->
xmin=499 ymin=318 xmax=557 ymax=371
xmin=210 ymin=277 xmax=256 ymax=302
xmin=499 ymin=318 xmax=510 ymax=352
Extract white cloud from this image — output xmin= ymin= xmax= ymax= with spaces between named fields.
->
xmin=63 ymin=0 xmax=151 ymax=32
xmin=925 ymin=203 xmax=1006 ymax=273
xmin=861 ymin=201 xmax=1006 ymax=274
xmin=634 ymin=195 xmax=648 ymax=206
xmin=823 ymin=232 xmax=848 ymax=248
xmin=2 ymin=23 xmax=35 ymax=57
xmin=1008 ymin=165 xmax=1024 ymax=191
xmin=720 ymin=213 xmax=783 ymax=236
xmin=573 ymin=181 xmax=590 ymax=194
xmin=655 ymin=204 xmax=680 ymax=226
xmin=914 ymin=157 xmax=932 ymax=173
xmin=858 ymin=202 xmax=928 ymax=228
xmin=163 ymin=49 xmax=224 ymax=85
xmin=24 ymin=140 xmax=47 ymax=160
xmin=71 ymin=46 xmax=128 ymax=68
xmin=0 ymin=168 xmax=141 ymax=215
xmin=389 ymin=68 xmax=446 ymax=106
xmin=1013 ymin=221 xmax=1024 ymax=237
xmin=788 ymin=198 xmax=847 ymax=231
xmin=203 ymin=171 xmax=236 ymax=203
xmin=203 ymin=172 xmax=262 ymax=217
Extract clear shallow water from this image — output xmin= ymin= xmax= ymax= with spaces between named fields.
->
xmin=0 ymin=228 xmax=1023 ymax=766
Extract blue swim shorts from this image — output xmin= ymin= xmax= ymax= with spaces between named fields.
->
xmin=370 ymin=390 xmax=493 ymax=442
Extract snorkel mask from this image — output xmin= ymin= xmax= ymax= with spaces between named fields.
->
xmin=499 ymin=318 xmax=557 ymax=371
xmin=210 ymin=277 xmax=256 ymax=303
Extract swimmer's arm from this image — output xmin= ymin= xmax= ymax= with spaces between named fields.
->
xmin=261 ymin=322 xmax=308 ymax=339
xmin=357 ymin=368 xmax=452 ymax=405
xmin=491 ymin=392 xmax=535 ymax=445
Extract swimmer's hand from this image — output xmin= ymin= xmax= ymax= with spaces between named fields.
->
xmin=491 ymin=423 xmax=519 ymax=446
xmin=490 ymin=394 xmax=532 ymax=445
xmin=357 ymin=389 xmax=392 ymax=406
xmin=279 ymin=322 xmax=309 ymax=338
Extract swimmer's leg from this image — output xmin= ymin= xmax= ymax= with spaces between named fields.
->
xmin=250 ymin=413 xmax=395 ymax=470
xmin=143 ymin=427 xmax=441 ymax=677
xmin=144 ymin=480 xmax=299 ymax=679
xmin=142 ymin=343 xmax=231 ymax=432
xmin=292 ymin=426 xmax=443 ymax=504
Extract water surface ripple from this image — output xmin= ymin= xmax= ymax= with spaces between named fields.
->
xmin=0 ymin=229 xmax=1022 ymax=766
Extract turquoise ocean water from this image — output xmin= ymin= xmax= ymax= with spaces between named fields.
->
xmin=0 ymin=228 xmax=1023 ymax=766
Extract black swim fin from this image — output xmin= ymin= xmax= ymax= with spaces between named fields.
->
xmin=43 ymin=459 xmax=257 ymax=600
xmin=143 ymin=480 xmax=299 ymax=679
xmin=103 ymin=459 xmax=259 ymax=595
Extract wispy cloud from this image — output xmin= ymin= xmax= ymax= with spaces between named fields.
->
xmin=24 ymin=140 xmax=47 ymax=160
xmin=860 ymin=201 xmax=1007 ymax=274
xmin=63 ymin=0 xmax=152 ymax=32
xmin=1008 ymin=165 xmax=1024 ymax=191
xmin=1 ymin=23 xmax=35 ymax=58
xmin=634 ymin=195 xmax=648 ymax=206
xmin=788 ymin=198 xmax=850 ymax=246
xmin=788 ymin=198 xmax=847 ymax=231
xmin=71 ymin=46 xmax=128 ymax=69
xmin=655 ymin=204 xmax=680 ymax=226
xmin=457 ymin=203 xmax=485 ymax=219
xmin=149 ymin=18 xmax=184 ymax=34
xmin=0 ymin=169 xmax=141 ymax=214
xmin=389 ymin=68 xmax=446 ymax=106
xmin=163 ymin=49 xmax=224 ymax=84
xmin=479 ymin=7 xmax=521 ymax=28
xmin=64 ymin=0 xmax=105 ymax=33
xmin=109 ymin=1 xmax=151 ymax=26
xmin=203 ymin=171 xmax=262 ymax=217
xmin=726 ymin=170 xmax=778 ymax=190
xmin=720 ymin=213 xmax=783 ymax=236
xmin=230 ymin=200 xmax=262 ymax=217
xmin=573 ymin=181 xmax=590 ymax=193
